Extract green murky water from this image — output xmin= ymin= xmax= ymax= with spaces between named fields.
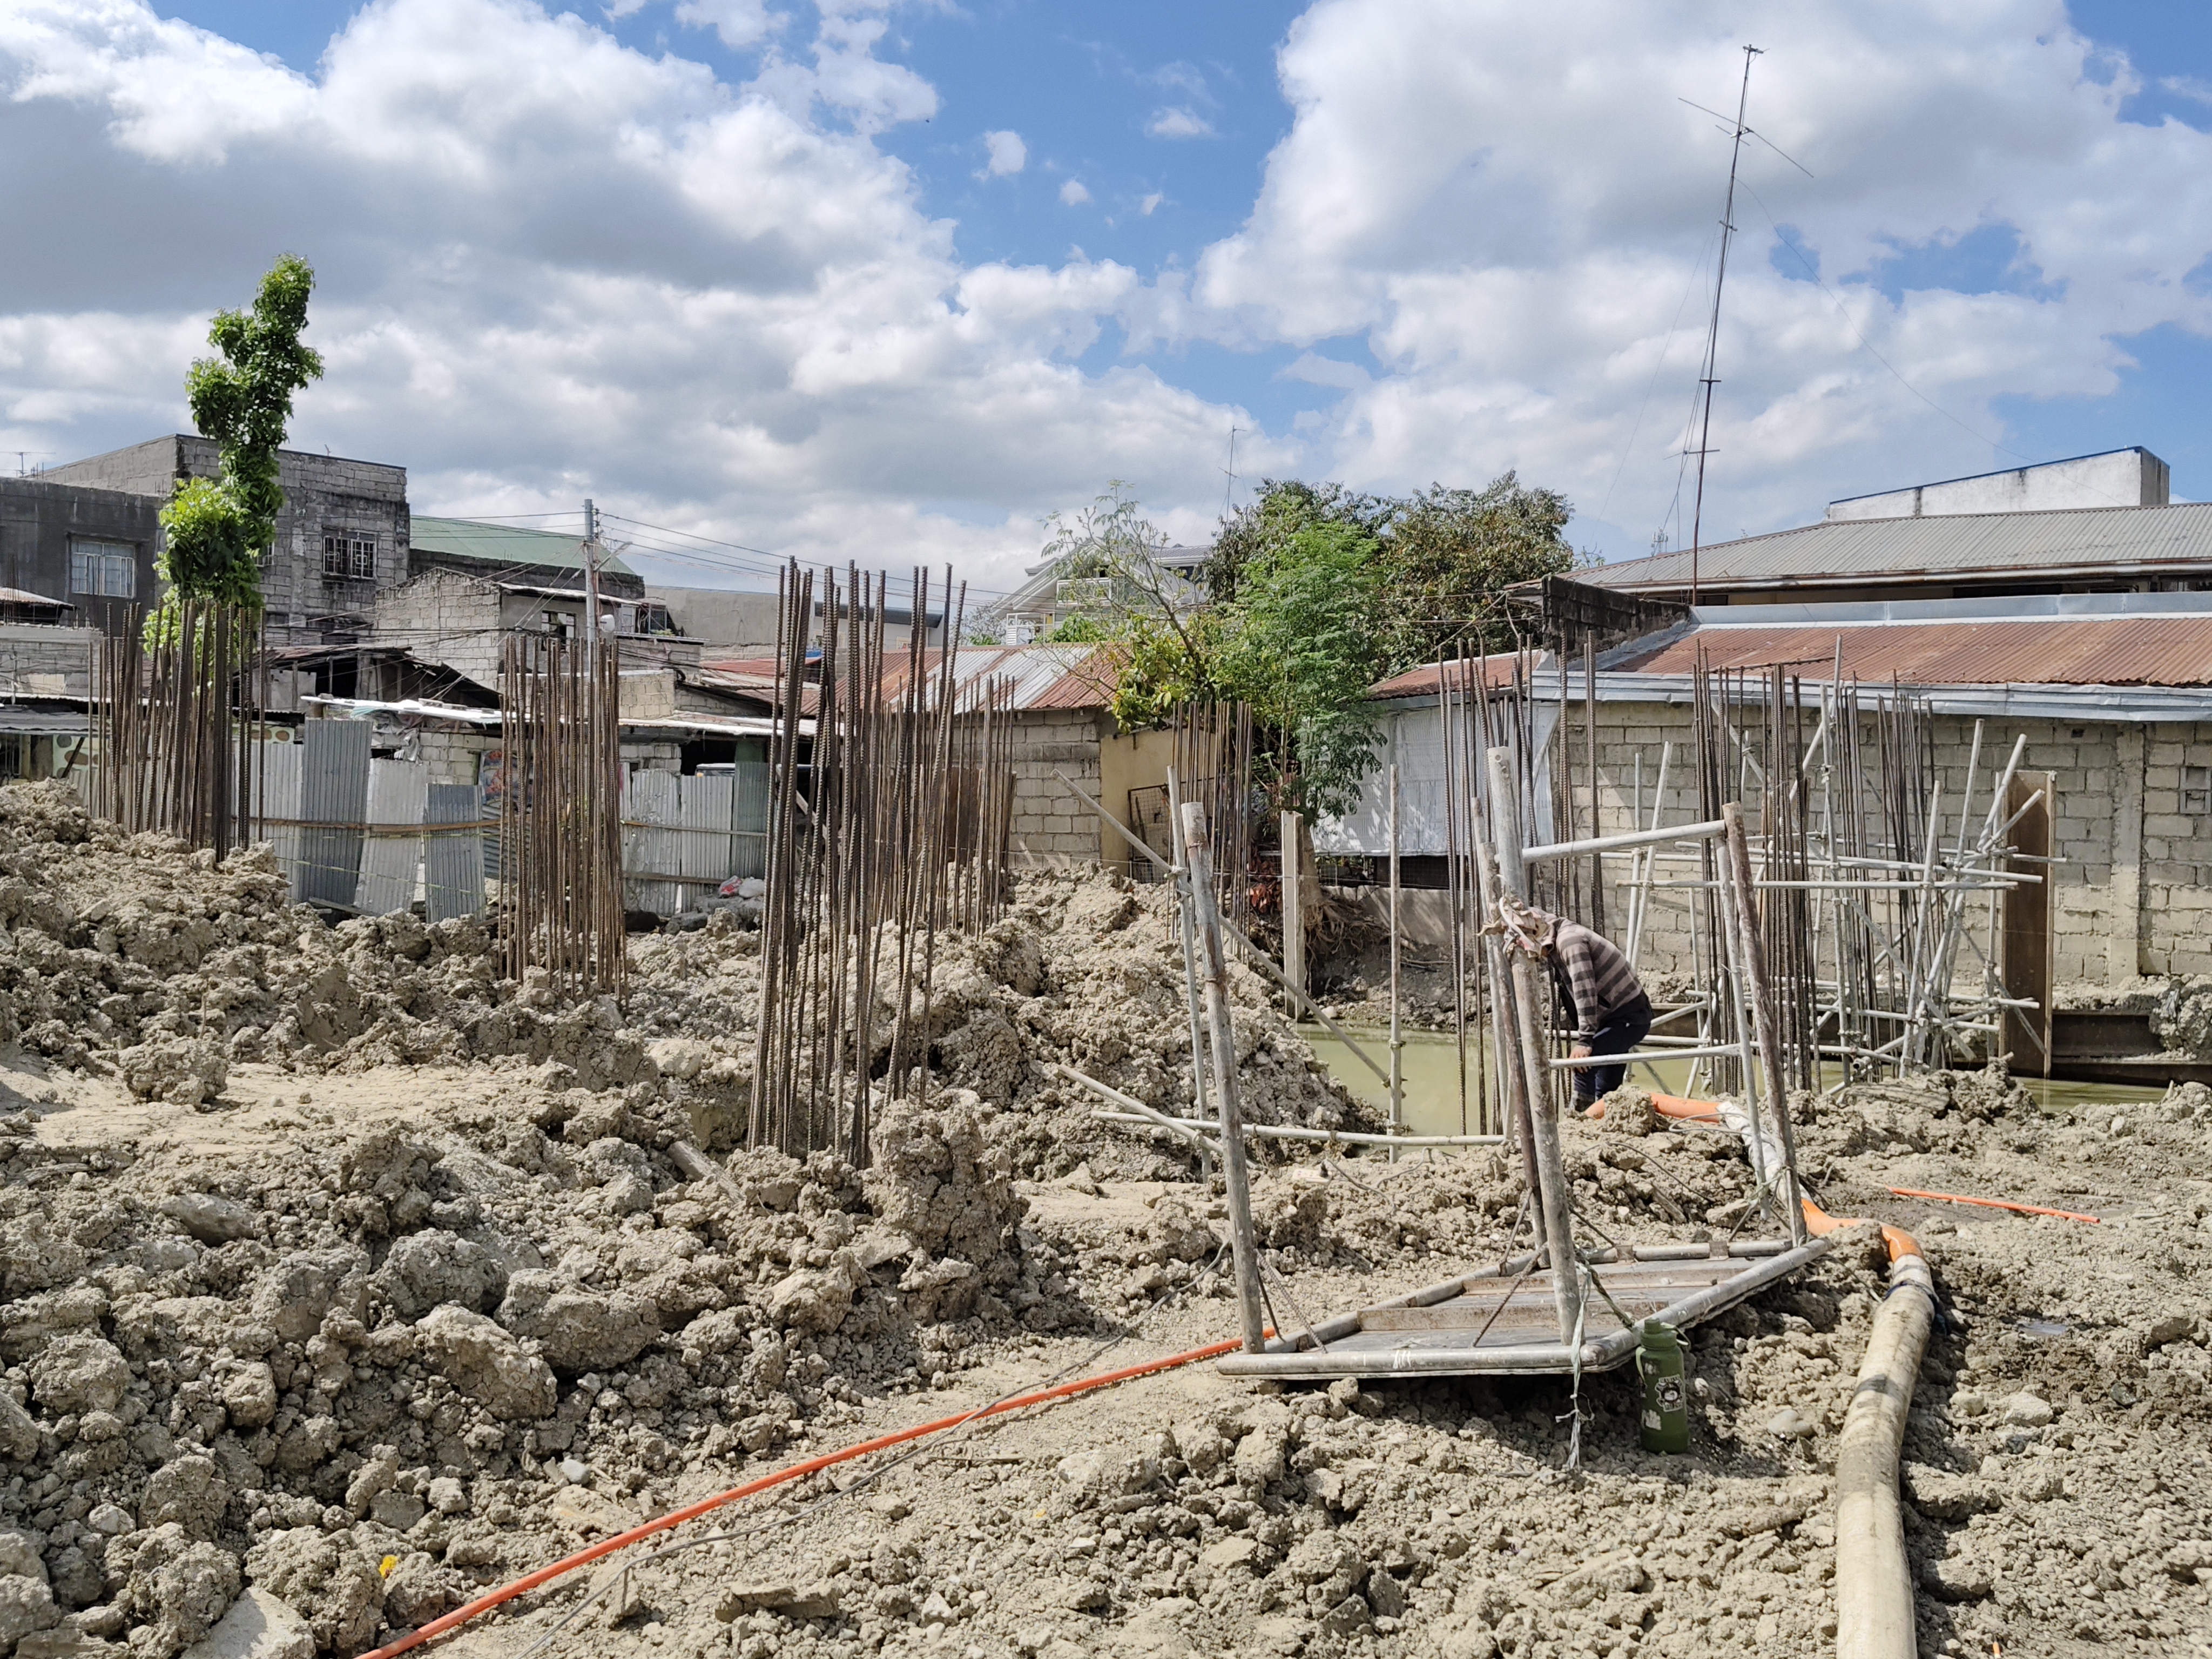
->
xmin=1297 ymin=1023 xmax=2168 ymax=1139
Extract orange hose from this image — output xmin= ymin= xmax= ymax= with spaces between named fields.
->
xmin=1884 ymin=1186 xmax=2099 ymax=1224
xmin=358 ymin=1335 xmax=1249 ymax=1659
xmin=1584 ymin=1091 xmax=1922 ymax=1262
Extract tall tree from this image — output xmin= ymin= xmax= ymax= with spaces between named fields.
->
xmin=1373 ymin=473 xmax=1575 ymax=670
xmin=157 ymin=255 xmax=324 ymax=610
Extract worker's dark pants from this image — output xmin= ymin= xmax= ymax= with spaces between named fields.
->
xmin=1574 ymin=995 xmax=1654 ymax=1104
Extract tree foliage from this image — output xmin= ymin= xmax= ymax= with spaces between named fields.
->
xmin=1069 ymin=467 xmax=1576 ymax=824
xmin=157 ymin=255 xmax=324 ymax=610
xmin=1373 ymin=474 xmax=1574 ymax=667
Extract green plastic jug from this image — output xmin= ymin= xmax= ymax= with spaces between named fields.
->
xmin=1636 ymin=1319 xmax=1690 ymax=1453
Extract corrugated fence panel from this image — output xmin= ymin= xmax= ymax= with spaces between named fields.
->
xmin=617 ymin=763 xmax=773 ymax=916
xmin=624 ymin=768 xmax=682 ymax=916
xmin=424 ymin=783 xmax=485 ymax=923
xmin=298 ymin=720 xmax=370 ymax=908
xmin=255 ymin=740 xmax=304 ymax=898
xmin=357 ymin=759 xmax=429 ymax=916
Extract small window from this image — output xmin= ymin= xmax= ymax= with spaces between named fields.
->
xmin=2184 ymin=765 xmax=2212 ymax=817
xmin=322 ymin=532 xmax=374 ymax=581
xmin=68 ymin=537 xmax=136 ymax=598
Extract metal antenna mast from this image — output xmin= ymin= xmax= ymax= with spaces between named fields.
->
xmin=1688 ymin=44 xmax=1761 ymax=606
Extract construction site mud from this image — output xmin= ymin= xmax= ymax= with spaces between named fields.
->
xmin=0 ymin=787 xmax=2201 ymax=1659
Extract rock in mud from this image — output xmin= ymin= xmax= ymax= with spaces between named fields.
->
xmin=29 ymin=1333 xmax=130 ymax=1416
xmin=241 ymin=1529 xmax=382 ymax=1656
xmin=118 ymin=1038 xmax=228 ymax=1108
xmin=416 ymin=1305 xmax=557 ymax=1420
xmin=495 ymin=1273 xmax=657 ymax=1373
xmin=161 ymin=1194 xmax=258 ymax=1246
xmin=139 ymin=1456 xmax=230 ymax=1539
xmin=180 ymin=1586 xmax=313 ymax=1659
xmin=368 ymin=1230 xmax=508 ymax=1319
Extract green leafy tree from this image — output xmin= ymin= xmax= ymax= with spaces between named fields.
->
xmin=157 ymin=255 xmax=324 ymax=611
xmin=1042 ymin=612 xmax=1118 ymax=644
xmin=1373 ymin=473 xmax=1574 ymax=670
xmin=1213 ymin=520 xmax=1388 ymax=819
xmin=1204 ymin=479 xmax=1390 ymax=605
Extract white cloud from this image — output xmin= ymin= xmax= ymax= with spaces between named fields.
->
xmin=0 ymin=0 xmax=1277 ymax=594
xmin=1058 ymin=177 xmax=1091 ymax=206
xmin=674 ymin=0 xmax=780 ymax=50
xmin=980 ymin=127 xmax=1025 ymax=177
xmin=1180 ymin=0 xmax=2212 ymax=549
xmin=1146 ymin=106 xmax=1213 ymax=140
xmin=1139 ymin=191 xmax=1163 ymax=216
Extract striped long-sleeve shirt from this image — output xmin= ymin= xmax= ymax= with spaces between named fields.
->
xmin=1547 ymin=921 xmax=1645 ymax=1041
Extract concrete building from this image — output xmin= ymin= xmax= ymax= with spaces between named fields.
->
xmin=408 ymin=517 xmax=643 ymax=602
xmin=1825 ymin=447 xmax=2169 ymax=522
xmin=984 ymin=544 xmax=1209 ymax=644
xmin=44 ymin=436 xmax=409 ymax=644
xmin=0 ymin=475 xmax=163 ymax=637
xmin=1320 ymin=592 xmax=2212 ymax=1077
xmin=1586 ymin=448 xmax=2212 ymax=608
xmin=374 ymin=567 xmax=700 ymax=693
xmin=643 ymin=584 xmax=944 ymax=653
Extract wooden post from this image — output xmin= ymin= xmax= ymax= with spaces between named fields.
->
xmin=1487 ymin=748 xmax=1583 ymax=1344
xmin=1387 ymin=761 xmax=1402 ymax=1149
xmin=1167 ymin=770 xmax=1212 ymax=1181
xmin=1722 ymin=802 xmax=1807 ymax=1244
xmin=1280 ymin=808 xmax=1304 ymax=1003
xmin=1182 ymin=800 xmax=1267 ymax=1353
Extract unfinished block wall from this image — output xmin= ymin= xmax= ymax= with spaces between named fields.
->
xmin=1565 ymin=702 xmax=2212 ymax=993
xmin=1005 ymin=709 xmax=1104 ymax=868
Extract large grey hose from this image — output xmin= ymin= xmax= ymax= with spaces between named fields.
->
xmin=1834 ymin=1251 xmax=1937 ymax=1659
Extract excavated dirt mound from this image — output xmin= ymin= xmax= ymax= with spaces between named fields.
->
xmin=0 ymin=786 xmax=2204 ymax=1658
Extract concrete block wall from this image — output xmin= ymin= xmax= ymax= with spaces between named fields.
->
xmin=1562 ymin=700 xmax=2212 ymax=992
xmin=1007 ymin=709 xmax=1104 ymax=868
xmin=44 ymin=436 xmax=410 ymax=645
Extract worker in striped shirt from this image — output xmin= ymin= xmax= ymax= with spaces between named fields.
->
xmin=1498 ymin=897 xmax=1653 ymax=1106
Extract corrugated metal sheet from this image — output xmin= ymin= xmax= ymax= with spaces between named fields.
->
xmin=1368 ymin=653 xmax=1532 ymax=702
xmin=356 ymin=759 xmax=429 ymax=916
xmin=877 ymin=644 xmax=1118 ymax=711
xmin=622 ymin=764 xmax=770 ymax=916
xmin=297 ymin=720 xmax=370 ymax=908
xmin=1584 ymin=500 xmax=2212 ymax=592
xmin=1614 ymin=615 xmax=2212 ymax=686
xmin=424 ymin=783 xmax=485 ymax=924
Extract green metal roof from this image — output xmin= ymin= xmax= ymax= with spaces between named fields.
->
xmin=410 ymin=517 xmax=636 ymax=578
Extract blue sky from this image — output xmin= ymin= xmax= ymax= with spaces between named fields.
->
xmin=10 ymin=1 xmax=2212 ymax=590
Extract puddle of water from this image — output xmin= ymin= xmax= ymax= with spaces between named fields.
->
xmin=1297 ymin=1024 xmax=1707 ymax=1141
xmin=2017 ymin=1076 xmax=2168 ymax=1116
xmin=1297 ymin=1023 xmax=2173 ymax=1137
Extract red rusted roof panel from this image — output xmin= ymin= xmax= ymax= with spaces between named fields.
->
xmin=1615 ymin=617 xmax=2212 ymax=687
xmin=1369 ymin=654 xmax=1528 ymax=700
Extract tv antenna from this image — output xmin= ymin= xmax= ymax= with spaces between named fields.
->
xmin=1685 ymin=44 xmax=1763 ymax=606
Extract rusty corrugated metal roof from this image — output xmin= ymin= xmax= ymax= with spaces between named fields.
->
xmin=1584 ymin=500 xmax=2212 ymax=594
xmin=1615 ymin=614 xmax=2212 ymax=686
xmin=1369 ymin=653 xmax=1534 ymax=700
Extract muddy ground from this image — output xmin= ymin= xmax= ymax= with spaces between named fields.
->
xmin=0 ymin=787 xmax=2201 ymax=1659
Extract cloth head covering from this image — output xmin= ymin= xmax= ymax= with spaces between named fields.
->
xmin=1491 ymin=892 xmax=1560 ymax=957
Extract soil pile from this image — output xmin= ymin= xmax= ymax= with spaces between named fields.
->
xmin=0 ymin=788 xmax=1364 ymax=1169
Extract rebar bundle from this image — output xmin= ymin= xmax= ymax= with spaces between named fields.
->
xmin=498 ymin=629 xmax=625 ymax=995
xmin=91 ymin=601 xmax=270 ymax=859
xmin=1167 ymin=700 xmax=1252 ymax=930
xmin=748 ymin=564 xmax=1016 ymax=1166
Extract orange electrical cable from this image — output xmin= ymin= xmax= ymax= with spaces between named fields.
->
xmin=358 ymin=1334 xmax=1250 ymax=1659
xmin=1883 ymin=1186 xmax=2099 ymax=1224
